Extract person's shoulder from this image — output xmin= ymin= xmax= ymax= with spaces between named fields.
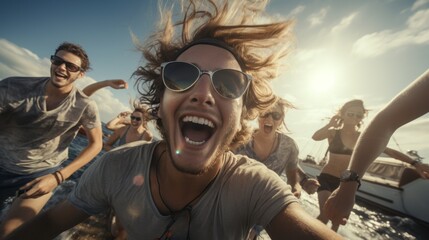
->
xmin=108 ymin=140 xmax=157 ymax=156
xmin=100 ymin=141 xmax=157 ymax=166
xmin=1 ymin=76 xmax=48 ymax=85
xmin=278 ymin=133 xmax=298 ymax=147
xmin=75 ymin=87 xmax=95 ymax=102
xmin=222 ymin=152 xmax=284 ymax=184
xmin=223 ymin=152 xmax=268 ymax=174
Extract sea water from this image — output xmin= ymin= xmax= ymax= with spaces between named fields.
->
xmin=1 ymin=133 xmax=428 ymax=239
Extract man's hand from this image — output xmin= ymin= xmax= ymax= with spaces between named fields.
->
xmin=301 ymin=178 xmax=320 ymax=195
xmin=291 ymin=183 xmax=302 ymax=198
xmin=106 ymin=79 xmax=128 ymax=89
xmin=19 ymin=174 xmax=59 ymax=199
xmin=324 ymin=183 xmax=357 ymax=226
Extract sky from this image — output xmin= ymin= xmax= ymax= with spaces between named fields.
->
xmin=1 ymin=0 xmax=429 ymax=162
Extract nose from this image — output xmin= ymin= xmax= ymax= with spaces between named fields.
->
xmin=189 ymin=74 xmax=215 ymax=106
xmin=56 ymin=62 xmax=67 ymax=71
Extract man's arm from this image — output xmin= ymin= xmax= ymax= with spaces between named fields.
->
xmin=4 ymin=200 xmax=89 ymax=239
xmin=324 ymin=68 xmax=429 ymax=226
xmin=60 ymin=126 xmax=103 ymax=180
xmin=286 ymin=168 xmax=301 ymax=198
xmin=19 ymin=126 xmax=103 ymax=198
xmin=82 ymin=79 xmax=128 ymax=97
xmin=383 ymin=147 xmax=429 ymax=179
xmin=266 ymin=202 xmax=342 ymax=239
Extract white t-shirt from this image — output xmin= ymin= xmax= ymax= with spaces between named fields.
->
xmin=0 ymin=77 xmax=100 ymax=174
xmin=69 ymin=141 xmax=298 ymax=239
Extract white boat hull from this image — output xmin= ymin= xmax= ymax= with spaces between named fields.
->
xmin=299 ymin=160 xmax=429 ymax=225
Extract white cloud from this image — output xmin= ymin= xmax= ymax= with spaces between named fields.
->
xmin=307 ymin=8 xmax=328 ymax=27
xmin=411 ymin=0 xmax=429 ymax=11
xmin=352 ymin=9 xmax=429 ymax=58
xmin=331 ymin=12 xmax=359 ymax=34
xmin=407 ymin=8 xmax=429 ymax=29
xmin=0 ymin=38 xmax=129 ymax=122
xmin=288 ymin=5 xmax=306 ymax=17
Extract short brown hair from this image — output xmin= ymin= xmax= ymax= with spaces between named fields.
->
xmin=55 ymin=42 xmax=90 ymax=72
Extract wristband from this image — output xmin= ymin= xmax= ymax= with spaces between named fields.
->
xmin=299 ymin=175 xmax=310 ymax=186
xmin=52 ymin=172 xmax=61 ymax=186
xmin=56 ymin=171 xmax=65 ymax=183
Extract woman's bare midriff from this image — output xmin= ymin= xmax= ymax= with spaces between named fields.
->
xmin=320 ymin=153 xmax=351 ymax=177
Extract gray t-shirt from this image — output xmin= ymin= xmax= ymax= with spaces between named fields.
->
xmin=69 ymin=141 xmax=297 ymax=239
xmin=234 ymin=132 xmax=299 ymax=176
xmin=0 ymin=77 xmax=100 ymax=174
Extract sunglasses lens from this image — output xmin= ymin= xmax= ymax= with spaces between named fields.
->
xmin=212 ymin=69 xmax=249 ymax=99
xmin=50 ymin=55 xmax=81 ymax=72
xmin=163 ymin=62 xmax=200 ymax=91
xmin=162 ymin=62 xmax=250 ymax=99
xmin=272 ymin=112 xmax=282 ymax=120
xmin=66 ymin=64 xmax=79 ymax=72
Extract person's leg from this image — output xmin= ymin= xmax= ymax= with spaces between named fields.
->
xmin=0 ymin=193 xmax=52 ymax=237
xmin=316 ymin=190 xmax=331 ymax=224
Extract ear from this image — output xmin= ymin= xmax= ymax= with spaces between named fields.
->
xmin=78 ymin=71 xmax=85 ymax=79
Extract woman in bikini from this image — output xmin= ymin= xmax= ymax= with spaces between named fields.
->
xmin=103 ymin=106 xmax=153 ymax=151
xmin=312 ymin=99 xmax=423 ymax=231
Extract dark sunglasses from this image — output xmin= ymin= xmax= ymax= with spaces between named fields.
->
xmin=130 ymin=116 xmax=142 ymax=121
xmin=50 ymin=55 xmax=83 ymax=72
xmin=161 ymin=61 xmax=252 ymax=99
xmin=346 ymin=112 xmax=363 ymax=119
xmin=260 ymin=112 xmax=283 ymax=121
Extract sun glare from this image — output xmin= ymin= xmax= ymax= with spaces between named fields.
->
xmin=307 ymin=63 xmax=341 ymax=95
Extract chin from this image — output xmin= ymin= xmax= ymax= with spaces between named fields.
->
xmin=169 ymin=148 xmax=222 ymax=176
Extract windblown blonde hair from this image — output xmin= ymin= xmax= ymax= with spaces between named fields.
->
xmin=134 ymin=0 xmax=295 ymax=149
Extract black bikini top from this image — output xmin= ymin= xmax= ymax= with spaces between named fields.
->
xmin=328 ymin=130 xmax=353 ymax=155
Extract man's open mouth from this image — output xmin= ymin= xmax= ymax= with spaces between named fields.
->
xmin=180 ymin=115 xmax=215 ymax=145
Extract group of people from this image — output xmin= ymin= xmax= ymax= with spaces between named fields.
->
xmin=1 ymin=0 xmax=428 ymax=239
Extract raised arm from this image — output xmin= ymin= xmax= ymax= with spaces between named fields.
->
xmin=105 ymin=111 xmax=131 ymax=130
xmin=4 ymin=200 xmax=89 ymax=240
xmin=82 ymin=79 xmax=128 ymax=97
xmin=312 ymin=115 xmax=340 ymax=141
xmin=324 ymin=69 xmax=429 ymax=226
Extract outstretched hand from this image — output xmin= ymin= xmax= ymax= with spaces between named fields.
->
xmin=324 ymin=184 xmax=357 ymax=226
xmin=106 ymin=79 xmax=128 ymax=89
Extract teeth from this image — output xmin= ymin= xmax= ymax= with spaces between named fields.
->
xmin=183 ymin=116 xmax=214 ymax=128
xmin=185 ymin=136 xmax=205 ymax=145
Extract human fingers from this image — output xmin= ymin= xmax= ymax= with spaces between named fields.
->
xmin=293 ymin=189 xmax=301 ymax=199
xmin=113 ymin=79 xmax=128 ymax=89
xmin=20 ymin=178 xmax=39 ymax=192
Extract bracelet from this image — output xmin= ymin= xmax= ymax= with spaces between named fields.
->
xmin=52 ymin=172 xmax=61 ymax=186
xmin=56 ymin=171 xmax=65 ymax=183
xmin=299 ymin=175 xmax=310 ymax=186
